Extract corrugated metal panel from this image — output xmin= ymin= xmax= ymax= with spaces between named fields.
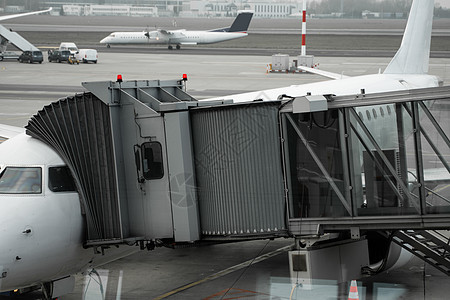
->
xmin=25 ymin=93 xmax=121 ymax=243
xmin=191 ymin=102 xmax=286 ymax=237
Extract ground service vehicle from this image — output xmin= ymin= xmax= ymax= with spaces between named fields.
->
xmin=0 ymin=51 xmax=19 ymax=61
xmin=68 ymin=54 xmax=79 ymax=65
xmin=48 ymin=50 xmax=70 ymax=63
xmin=59 ymin=42 xmax=78 ymax=55
xmin=18 ymin=51 xmax=43 ymax=64
xmin=75 ymin=49 xmax=97 ymax=63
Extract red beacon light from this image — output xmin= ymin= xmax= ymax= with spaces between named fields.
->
xmin=116 ymin=74 xmax=123 ymax=83
xmin=182 ymin=74 xmax=188 ymax=81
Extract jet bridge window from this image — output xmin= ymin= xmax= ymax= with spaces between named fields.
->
xmin=142 ymin=142 xmax=164 ymax=180
xmin=0 ymin=167 xmax=42 ymax=194
xmin=48 ymin=166 xmax=76 ymax=192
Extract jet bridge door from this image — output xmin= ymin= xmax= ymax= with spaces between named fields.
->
xmin=131 ymin=113 xmax=174 ymax=240
xmin=116 ymin=82 xmax=200 ymax=243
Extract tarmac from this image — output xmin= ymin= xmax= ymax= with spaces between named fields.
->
xmin=2 ymin=15 xmax=450 ymax=57
xmin=1 ymin=14 xmax=450 ymax=299
xmin=1 ymin=51 xmax=450 ymax=299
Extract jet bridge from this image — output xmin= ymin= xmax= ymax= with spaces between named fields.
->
xmin=281 ymin=87 xmax=450 ymax=235
xmin=24 ymin=79 xmax=450 ymax=272
xmin=25 ymin=79 xmax=287 ymax=246
xmin=0 ymin=25 xmax=39 ymax=53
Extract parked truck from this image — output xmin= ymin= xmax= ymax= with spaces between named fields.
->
xmin=59 ymin=42 xmax=78 ymax=55
xmin=75 ymin=49 xmax=98 ymax=64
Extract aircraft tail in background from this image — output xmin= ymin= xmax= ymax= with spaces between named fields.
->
xmin=228 ymin=11 xmax=253 ymax=32
xmin=383 ymin=0 xmax=434 ymax=75
xmin=210 ymin=11 xmax=254 ymax=33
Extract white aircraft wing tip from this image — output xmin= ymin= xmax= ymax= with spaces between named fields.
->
xmin=0 ymin=124 xmax=24 ymax=141
xmin=297 ymin=65 xmax=350 ymax=80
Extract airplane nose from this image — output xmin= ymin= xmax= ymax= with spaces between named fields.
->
xmin=0 ymin=201 xmax=26 ymax=288
xmin=99 ymin=38 xmax=107 ymax=44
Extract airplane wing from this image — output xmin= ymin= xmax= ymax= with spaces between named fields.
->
xmin=404 ymin=168 xmax=450 ymax=186
xmin=158 ymin=29 xmax=176 ymax=35
xmin=0 ymin=8 xmax=52 ymax=22
xmin=0 ymin=124 xmax=24 ymax=144
xmin=297 ymin=65 xmax=350 ymax=80
xmin=423 ymin=168 xmax=450 ymax=185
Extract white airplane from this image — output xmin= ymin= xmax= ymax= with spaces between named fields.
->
xmin=100 ymin=11 xmax=254 ymax=50
xmin=0 ymin=0 xmax=447 ymax=299
xmin=208 ymin=4 xmax=439 ymax=102
xmin=0 ymin=8 xmax=52 ymax=22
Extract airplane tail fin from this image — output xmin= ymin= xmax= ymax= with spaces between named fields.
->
xmin=228 ymin=11 xmax=254 ymax=32
xmin=383 ymin=0 xmax=434 ymax=74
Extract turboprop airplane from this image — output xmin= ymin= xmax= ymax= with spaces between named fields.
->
xmin=100 ymin=11 xmax=253 ymax=50
xmin=0 ymin=1 xmax=447 ymax=299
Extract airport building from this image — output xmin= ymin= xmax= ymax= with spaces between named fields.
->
xmin=62 ymin=4 xmax=158 ymax=17
xmin=250 ymin=1 xmax=300 ymax=18
xmin=42 ymin=0 xmax=301 ymax=18
xmin=183 ymin=0 xmax=300 ymax=18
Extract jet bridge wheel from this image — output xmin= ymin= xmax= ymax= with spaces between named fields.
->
xmin=168 ymin=45 xmax=173 ymax=50
xmin=176 ymin=45 xmax=181 ymax=50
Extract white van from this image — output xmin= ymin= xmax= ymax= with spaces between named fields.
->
xmin=75 ymin=49 xmax=98 ymax=64
xmin=59 ymin=42 xmax=78 ymax=55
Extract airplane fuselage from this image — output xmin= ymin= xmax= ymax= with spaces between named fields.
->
xmin=0 ymin=134 xmax=137 ymax=293
xmin=100 ymin=30 xmax=248 ymax=46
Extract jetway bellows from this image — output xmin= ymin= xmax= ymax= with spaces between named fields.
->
xmin=26 ymin=93 xmax=121 ymax=242
xmin=26 ymin=93 xmax=121 ymax=240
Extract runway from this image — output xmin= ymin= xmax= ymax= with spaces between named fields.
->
xmin=2 ymin=53 xmax=450 ymax=128
xmin=2 ymin=15 xmax=450 ymax=57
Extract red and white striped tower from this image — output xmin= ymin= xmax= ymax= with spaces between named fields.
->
xmin=301 ymin=0 xmax=307 ymax=56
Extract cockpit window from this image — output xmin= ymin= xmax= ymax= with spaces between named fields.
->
xmin=49 ymin=166 xmax=76 ymax=192
xmin=0 ymin=167 xmax=42 ymax=194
